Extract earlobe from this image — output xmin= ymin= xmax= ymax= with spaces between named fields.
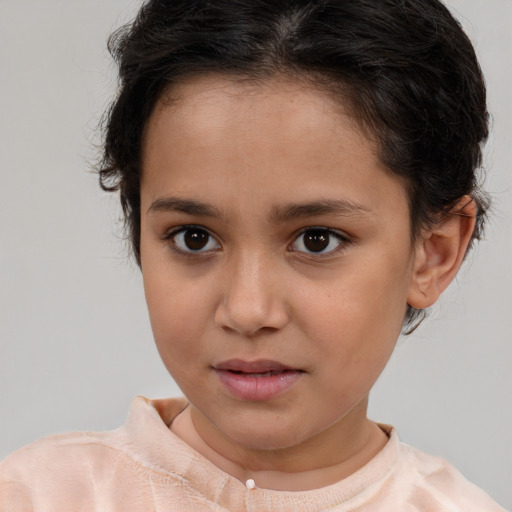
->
xmin=407 ymin=196 xmax=477 ymax=310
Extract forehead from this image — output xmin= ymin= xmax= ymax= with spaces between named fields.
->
xmin=140 ymin=74 xmax=409 ymax=222
xmin=157 ymin=74 xmax=350 ymax=130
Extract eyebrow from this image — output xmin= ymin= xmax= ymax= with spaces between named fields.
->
xmin=268 ymin=199 xmax=372 ymax=223
xmin=147 ymin=196 xmax=372 ymax=222
xmin=147 ymin=197 xmax=224 ymax=218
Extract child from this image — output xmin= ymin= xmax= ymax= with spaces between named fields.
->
xmin=0 ymin=0 xmax=507 ymax=510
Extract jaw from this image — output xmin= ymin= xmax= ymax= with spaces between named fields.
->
xmin=187 ymin=391 xmax=373 ymax=471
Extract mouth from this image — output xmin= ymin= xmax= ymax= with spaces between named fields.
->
xmin=212 ymin=359 xmax=304 ymax=401
xmin=227 ymin=369 xmax=291 ymax=377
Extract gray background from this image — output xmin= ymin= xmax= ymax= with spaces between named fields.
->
xmin=0 ymin=0 xmax=510 ymax=508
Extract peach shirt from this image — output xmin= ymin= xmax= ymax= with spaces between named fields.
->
xmin=0 ymin=396 xmax=506 ymax=511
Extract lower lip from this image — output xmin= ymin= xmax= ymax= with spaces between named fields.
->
xmin=215 ymin=369 xmax=303 ymax=401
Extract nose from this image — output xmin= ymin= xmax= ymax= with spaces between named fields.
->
xmin=214 ymin=252 xmax=290 ymax=336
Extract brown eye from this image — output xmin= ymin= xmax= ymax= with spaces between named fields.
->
xmin=291 ymin=228 xmax=346 ymax=254
xmin=184 ymin=229 xmax=209 ymax=250
xmin=303 ymin=230 xmax=329 ymax=252
xmin=172 ymin=227 xmax=220 ymax=252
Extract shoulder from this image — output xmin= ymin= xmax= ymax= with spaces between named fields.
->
xmin=0 ymin=397 xmax=194 ymax=511
xmin=0 ymin=429 xmax=140 ymax=511
xmin=1 ymin=429 xmax=125 ymax=474
xmin=0 ymin=396 xmax=187 ymax=488
xmin=395 ymin=441 xmax=507 ymax=512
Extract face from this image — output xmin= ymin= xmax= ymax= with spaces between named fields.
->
xmin=140 ymin=75 xmax=418 ymax=459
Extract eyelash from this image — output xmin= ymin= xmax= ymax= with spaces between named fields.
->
xmin=290 ymin=227 xmax=352 ymax=257
xmin=162 ymin=225 xmax=221 ymax=257
xmin=162 ymin=225 xmax=352 ymax=258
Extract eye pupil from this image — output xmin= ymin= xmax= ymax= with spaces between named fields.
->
xmin=304 ymin=230 xmax=330 ymax=252
xmin=184 ymin=229 xmax=209 ymax=250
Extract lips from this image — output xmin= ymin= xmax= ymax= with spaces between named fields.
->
xmin=213 ymin=359 xmax=303 ymax=401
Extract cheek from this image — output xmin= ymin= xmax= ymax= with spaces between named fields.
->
xmin=300 ymin=268 xmax=407 ymax=341
xmin=143 ymin=269 xmax=208 ymax=367
xmin=296 ymin=258 xmax=409 ymax=382
xmin=309 ymin=295 xmax=399 ymax=408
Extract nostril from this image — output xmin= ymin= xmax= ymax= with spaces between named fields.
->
xmin=214 ymin=273 xmax=290 ymax=334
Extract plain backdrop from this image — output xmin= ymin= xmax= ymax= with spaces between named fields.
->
xmin=0 ymin=0 xmax=510 ymax=508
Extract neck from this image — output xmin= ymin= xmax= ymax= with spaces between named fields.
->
xmin=170 ymin=403 xmax=389 ymax=491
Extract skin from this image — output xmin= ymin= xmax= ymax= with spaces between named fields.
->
xmin=139 ymin=75 xmax=475 ymax=490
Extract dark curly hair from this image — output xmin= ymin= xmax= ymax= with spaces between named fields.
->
xmin=98 ymin=0 xmax=489 ymax=332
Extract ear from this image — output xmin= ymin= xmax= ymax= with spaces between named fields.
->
xmin=407 ymin=196 xmax=477 ymax=310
